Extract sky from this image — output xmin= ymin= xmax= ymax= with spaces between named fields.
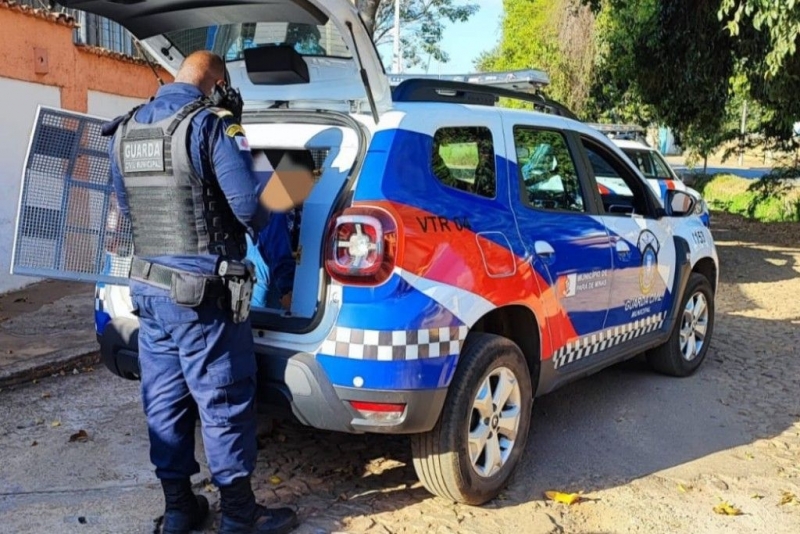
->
xmin=377 ymin=0 xmax=505 ymax=75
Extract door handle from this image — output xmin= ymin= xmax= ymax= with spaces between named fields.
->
xmin=534 ymin=241 xmax=555 ymax=263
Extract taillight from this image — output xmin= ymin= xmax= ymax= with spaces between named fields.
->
xmin=349 ymin=400 xmax=406 ymax=422
xmin=325 ymin=207 xmax=397 ymax=285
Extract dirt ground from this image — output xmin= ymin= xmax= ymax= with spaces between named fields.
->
xmin=0 ymin=211 xmax=798 ymax=534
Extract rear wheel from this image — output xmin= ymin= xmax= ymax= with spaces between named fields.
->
xmin=410 ymin=333 xmax=533 ymax=505
xmin=647 ymin=273 xmax=715 ymax=377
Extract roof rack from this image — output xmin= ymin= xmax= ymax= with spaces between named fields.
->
xmin=588 ymin=123 xmax=646 ymax=135
xmin=391 ymin=78 xmax=579 ymax=120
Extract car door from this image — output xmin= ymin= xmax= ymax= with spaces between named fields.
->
xmin=55 ymin=0 xmax=392 ymax=117
xmin=507 ymin=123 xmax=614 ymax=370
xmin=10 ymin=0 xmax=390 ymax=288
xmin=577 ymin=135 xmax=678 ymax=334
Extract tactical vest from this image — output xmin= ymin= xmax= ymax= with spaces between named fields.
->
xmin=113 ymin=100 xmax=247 ymax=260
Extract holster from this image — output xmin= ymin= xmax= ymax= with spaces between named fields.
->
xmin=217 ymin=259 xmax=255 ymax=324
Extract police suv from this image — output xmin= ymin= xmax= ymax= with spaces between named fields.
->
xmin=12 ymin=0 xmax=718 ymax=505
xmin=585 ymin=124 xmax=711 ymax=228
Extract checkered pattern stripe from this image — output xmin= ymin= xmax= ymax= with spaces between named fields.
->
xmin=95 ymin=285 xmax=106 ymax=313
xmin=553 ymin=313 xmax=666 ymax=370
xmin=320 ymin=325 xmax=469 ymax=361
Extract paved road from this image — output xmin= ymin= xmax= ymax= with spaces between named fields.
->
xmin=1 ymin=213 xmax=798 ymax=534
xmin=671 ymin=165 xmax=772 ymax=180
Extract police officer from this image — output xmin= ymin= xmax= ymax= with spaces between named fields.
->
xmin=105 ymin=51 xmax=299 ymax=534
xmin=245 ymin=210 xmax=296 ymax=310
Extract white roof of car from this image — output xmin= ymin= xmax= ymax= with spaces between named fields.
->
xmin=612 ymin=139 xmax=652 ymax=150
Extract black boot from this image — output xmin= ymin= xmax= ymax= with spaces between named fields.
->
xmin=218 ymin=477 xmax=298 ymax=534
xmin=160 ymin=478 xmax=210 ymax=534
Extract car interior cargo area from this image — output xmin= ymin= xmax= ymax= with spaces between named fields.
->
xmin=243 ymin=120 xmax=359 ymax=327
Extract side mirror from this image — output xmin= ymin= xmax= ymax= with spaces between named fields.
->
xmin=667 ymin=190 xmax=696 ymax=217
xmin=516 ymin=147 xmax=530 ymax=161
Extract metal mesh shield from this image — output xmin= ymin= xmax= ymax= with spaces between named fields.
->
xmin=12 ymin=106 xmax=133 ymax=285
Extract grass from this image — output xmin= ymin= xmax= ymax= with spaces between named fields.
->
xmin=439 ymin=143 xmax=478 ymax=168
xmin=694 ymin=173 xmax=800 ymax=223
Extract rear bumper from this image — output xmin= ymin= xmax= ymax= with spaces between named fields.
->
xmin=99 ymin=318 xmax=446 ymax=434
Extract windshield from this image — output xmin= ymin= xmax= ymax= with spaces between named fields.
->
xmin=622 ymin=148 xmax=675 ymax=180
xmin=163 ymin=22 xmax=351 ymax=61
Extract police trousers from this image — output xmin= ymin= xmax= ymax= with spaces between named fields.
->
xmin=131 ymin=291 xmax=257 ymax=487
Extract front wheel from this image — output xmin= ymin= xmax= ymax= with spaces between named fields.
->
xmin=647 ymin=273 xmax=715 ymax=377
xmin=410 ymin=333 xmax=533 ymax=505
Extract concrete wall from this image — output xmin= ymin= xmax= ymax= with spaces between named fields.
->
xmin=0 ymin=4 xmax=171 ymax=293
xmin=87 ymin=91 xmax=144 ymax=120
xmin=0 ymin=79 xmax=61 ymax=293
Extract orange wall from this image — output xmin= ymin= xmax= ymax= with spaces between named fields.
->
xmin=0 ymin=5 xmax=173 ymax=112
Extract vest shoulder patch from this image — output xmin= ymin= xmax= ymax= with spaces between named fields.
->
xmin=225 ymin=124 xmax=246 ymax=138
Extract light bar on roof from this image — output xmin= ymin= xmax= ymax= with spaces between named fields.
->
xmin=588 ymin=123 xmax=646 ymax=134
xmin=387 ymin=69 xmax=550 ymax=93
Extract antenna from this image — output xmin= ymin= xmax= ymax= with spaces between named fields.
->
xmin=134 ymin=39 xmax=165 ymax=87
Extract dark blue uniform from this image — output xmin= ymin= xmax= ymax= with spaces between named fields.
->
xmin=109 ymin=82 xmax=271 ymax=487
xmin=245 ymin=211 xmax=296 ymax=308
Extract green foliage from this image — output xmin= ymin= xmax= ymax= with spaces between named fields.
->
xmin=589 ymin=0 xmax=736 ymax=157
xmin=700 ymin=173 xmax=800 ymax=222
xmin=720 ymin=0 xmax=800 ymax=77
xmin=357 ymin=0 xmax=479 ymax=69
xmin=478 ymin=0 xmax=597 ymax=115
xmin=582 ymin=0 xmax=800 ymax=156
xmin=439 ymin=143 xmax=478 ymax=168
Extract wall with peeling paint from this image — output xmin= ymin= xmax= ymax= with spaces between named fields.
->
xmin=0 ymin=4 xmax=172 ymax=293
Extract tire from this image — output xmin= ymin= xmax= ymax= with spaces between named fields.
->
xmin=647 ymin=273 xmax=715 ymax=377
xmin=410 ymin=333 xmax=533 ymax=505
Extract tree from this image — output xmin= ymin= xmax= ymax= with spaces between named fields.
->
xmin=720 ymin=0 xmax=800 ymax=77
xmin=476 ymin=0 xmax=597 ymax=115
xmin=356 ymin=0 xmax=479 ymax=70
xmin=587 ymin=0 xmax=800 ymax=149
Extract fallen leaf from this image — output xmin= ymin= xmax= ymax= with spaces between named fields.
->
xmin=269 ymin=475 xmax=282 ymax=485
xmin=545 ymin=491 xmax=582 ymax=505
xmin=678 ymin=483 xmax=692 ymax=493
xmin=68 ymin=429 xmax=89 ymax=442
xmin=41 ymin=392 xmax=51 ymax=399
xmin=31 ymin=441 xmax=38 ymax=447
xmin=751 ymin=493 xmax=764 ymax=500
xmin=744 ymin=452 xmax=754 ymax=460
xmin=50 ymin=420 xmax=61 ymax=428
xmin=713 ymin=501 xmax=742 ymax=516
xmin=779 ymin=492 xmax=797 ymax=506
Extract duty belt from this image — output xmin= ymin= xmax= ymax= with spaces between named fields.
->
xmin=129 ymin=256 xmax=253 ymax=322
xmin=129 ymin=257 xmax=212 ymax=290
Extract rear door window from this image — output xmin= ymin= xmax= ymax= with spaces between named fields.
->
xmin=515 ymin=127 xmax=587 ymax=212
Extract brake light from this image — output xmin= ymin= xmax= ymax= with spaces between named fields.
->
xmin=349 ymin=400 xmax=406 ymax=422
xmin=325 ymin=207 xmax=397 ymax=285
